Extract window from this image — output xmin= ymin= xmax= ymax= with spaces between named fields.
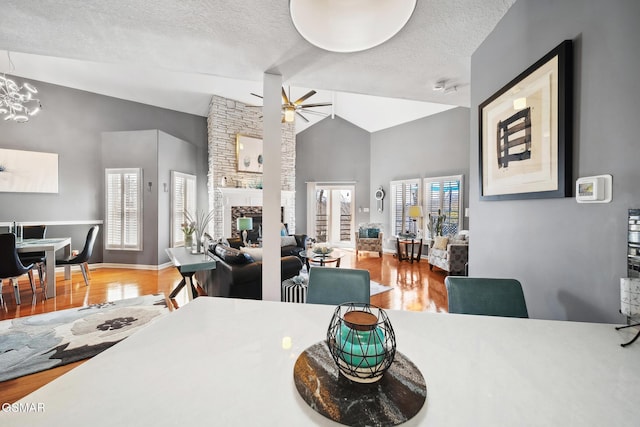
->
xmin=390 ymin=179 xmax=421 ymax=236
xmin=423 ymin=175 xmax=464 ymax=237
xmin=171 ymin=171 xmax=196 ymax=247
xmin=105 ymin=168 xmax=143 ymax=250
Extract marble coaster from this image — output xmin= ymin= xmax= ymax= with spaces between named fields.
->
xmin=293 ymin=341 xmax=427 ymax=426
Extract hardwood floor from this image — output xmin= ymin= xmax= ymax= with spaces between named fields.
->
xmin=0 ymin=251 xmax=448 ymax=403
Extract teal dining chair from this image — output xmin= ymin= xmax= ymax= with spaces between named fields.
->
xmin=306 ymin=267 xmax=370 ymax=306
xmin=444 ymin=277 xmax=529 ymax=318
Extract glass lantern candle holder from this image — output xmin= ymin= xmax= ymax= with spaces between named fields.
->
xmin=326 ymin=303 xmax=396 ymax=383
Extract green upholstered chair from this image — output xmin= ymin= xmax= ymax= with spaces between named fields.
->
xmin=444 ymin=277 xmax=529 ymax=318
xmin=306 ymin=267 xmax=370 ymax=306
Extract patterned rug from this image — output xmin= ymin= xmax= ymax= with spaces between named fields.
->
xmin=0 ymin=294 xmax=171 ymax=382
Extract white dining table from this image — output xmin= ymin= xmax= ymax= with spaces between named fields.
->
xmin=16 ymin=238 xmax=72 ymax=299
xmin=3 ymin=297 xmax=639 ymax=426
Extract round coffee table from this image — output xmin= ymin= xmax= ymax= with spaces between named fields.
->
xmin=299 ymin=249 xmax=344 ymax=269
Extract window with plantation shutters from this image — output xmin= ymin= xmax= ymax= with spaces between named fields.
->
xmin=105 ymin=168 xmax=143 ymax=250
xmin=390 ymin=179 xmax=420 ymax=236
xmin=170 ymin=171 xmax=196 ymax=247
xmin=423 ymin=175 xmax=464 ymax=238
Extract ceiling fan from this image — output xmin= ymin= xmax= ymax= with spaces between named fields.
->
xmin=250 ymin=87 xmax=332 ymax=123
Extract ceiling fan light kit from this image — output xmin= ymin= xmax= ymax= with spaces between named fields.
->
xmin=290 ymin=0 xmax=417 ymax=53
xmin=251 ymin=86 xmax=332 ymax=123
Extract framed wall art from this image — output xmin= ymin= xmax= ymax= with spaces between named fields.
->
xmin=236 ymin=134 xmax=263 ymax=173
xmin=479 ymin=40 xmax=573 ymax=200
xmin=0 ymin=148 xmax=59 ymax=193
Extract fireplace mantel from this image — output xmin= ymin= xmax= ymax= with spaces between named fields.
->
xmin=216 ymin=187 xmax=295 ymax=238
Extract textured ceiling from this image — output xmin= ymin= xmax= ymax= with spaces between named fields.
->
xmin=0 ymin=0 xmax=516 ymax=132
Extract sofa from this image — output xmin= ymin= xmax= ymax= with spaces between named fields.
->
xmin=226 ymin=234 xmax=307 ymax=258
xmin=428 ymin=234 xmax=469 ymax=276
xmin=196 ymin=242 xmax=303 ymax=300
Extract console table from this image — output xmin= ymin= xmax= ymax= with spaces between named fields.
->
xmin=165 ymin=247 xmax=216 ymax=301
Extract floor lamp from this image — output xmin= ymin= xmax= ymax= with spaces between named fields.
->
xmin=237 ymin=216 xmax=253 ymax=246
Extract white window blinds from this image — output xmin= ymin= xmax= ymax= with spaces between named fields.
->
xmin=171 ymin=171 xmax=196 ymax=247
xmin=105 ymin=168 xmax=143 ymax=250
xmin=424 ymin=174 xmax=464 ymax=237
xmin=390 ymin=179 xmax=421 ymax=236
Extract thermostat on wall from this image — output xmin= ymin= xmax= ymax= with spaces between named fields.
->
xmin=576 ymin=174 xmax=612 ymax=203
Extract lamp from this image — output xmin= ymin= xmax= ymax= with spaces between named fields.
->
xmin=237 ymin=216 xmax=254 ymax=246
xmin=290 ymin=0 xmax=417 ymax=53
xmin=283 ymin=105 xmax=295 ymax=123
xmin=616 ymin=278 xmax=640 ymax=347
xmin=0 ymin=52 xmax=41 ymax=122
xmin=408 ymin=205 xmax=423 ymax=237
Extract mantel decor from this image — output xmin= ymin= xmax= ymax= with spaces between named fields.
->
xmin=479 ymin=40 xmax=573 ymax=201
xmin=236 ymin=134 xmax=263 ymax=173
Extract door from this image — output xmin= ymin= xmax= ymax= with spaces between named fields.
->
xmin=314 ymin=185 xmax=355 ymax=247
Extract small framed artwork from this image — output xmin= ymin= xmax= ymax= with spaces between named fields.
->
xmin=236 ymin=134 xmax=263 ymax=173
xmin=479 ymin=40 xmax=573 ymax=200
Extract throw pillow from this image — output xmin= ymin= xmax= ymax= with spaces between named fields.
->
xmin=281 ymin=235 xmax=297 ymax=247
xmin=367 ymin=228 xmax=380 ymax=238
xmin=433 ymin=236 xmax=449 ymax=250
xmin=240 ymin=246 xmax=263 ymax=262
xmin=214 ymin=245 xmax=252 ymax=265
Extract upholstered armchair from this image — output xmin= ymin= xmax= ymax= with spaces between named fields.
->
xmin=354 ymin=224 xmax=383 ymax=257
xmin=428 ymin=235 xmax=468 ymax=276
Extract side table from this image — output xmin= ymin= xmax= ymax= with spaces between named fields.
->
xmin=396 ymin=237 xmax=423 ymax=263
xmin=281 ymin=276 xmax=308 ymax=303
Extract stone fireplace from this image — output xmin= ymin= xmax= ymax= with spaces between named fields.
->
xmin=215 ymin=188 xmax=295 ymax=239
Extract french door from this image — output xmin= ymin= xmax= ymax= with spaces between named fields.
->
xmin=308 ymin=184 xmax=355 ymax=247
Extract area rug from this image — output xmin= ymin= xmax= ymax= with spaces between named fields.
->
xmin=0 ymin=294 xmax=171 ymax=382
xmin=369 ymin=280 xmax=394 ymax=296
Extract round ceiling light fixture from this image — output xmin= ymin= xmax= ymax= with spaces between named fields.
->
xmin=290 ymin=0 xmax=417 ymax=53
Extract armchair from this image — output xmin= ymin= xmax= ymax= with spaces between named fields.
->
xmin=355 ymin=226 xmax=382 ymax=257
xmin=428 ymin=235 xmax=468 ymax=276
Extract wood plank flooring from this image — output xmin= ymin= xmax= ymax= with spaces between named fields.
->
xmin=0 ymin=251 xmax=448 ymax=404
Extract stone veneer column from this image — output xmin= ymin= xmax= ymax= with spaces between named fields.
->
xmin=207 ymin=95 xmax=295 ymax=239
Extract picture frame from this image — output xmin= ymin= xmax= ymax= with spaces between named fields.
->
xmin=0 ymin=148 xmax=59 ymax=193
xmin=236 ymin=134 xmax=263 ymax=173
xmin=479 ymin=40 xmax=573 ymax=200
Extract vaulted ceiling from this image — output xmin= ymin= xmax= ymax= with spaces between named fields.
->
xmin=0 ymin=0 xmax=516 ymax=133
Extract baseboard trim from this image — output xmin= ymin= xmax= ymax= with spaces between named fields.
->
xmin=54 ymin=262 xmax=174 ymax=272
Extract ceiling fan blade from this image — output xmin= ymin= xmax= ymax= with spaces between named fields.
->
xmin=296 ymin=111 xmax=310 ymax=122
xmin=250 ymin=92 xmax=263 ymax=99
xmin=299 ymin=109 xmax=329 ymax=117
xmin=294 ymin=90 xmax=316 ymax=105
xmin=281 ymin=87 xmax=290 ymax=105
xmin=299 ymin=102 xmax=332 ymax=108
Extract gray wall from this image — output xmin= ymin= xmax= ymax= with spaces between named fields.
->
xmin=158 ymin=131 xmax=198 ymax=264
xmin=295 ymin=116 xmax=371 ymax=234
xmin=470 ymin=0 xmax=640 ymax=322
xmin=0 ymin=78 xmax=207 ymax=264
xmin=370 ymin=107 xmax=471 ymax=250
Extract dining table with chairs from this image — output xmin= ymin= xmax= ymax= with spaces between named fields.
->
xmin=15 ymin=236 xmax=72 ymax=299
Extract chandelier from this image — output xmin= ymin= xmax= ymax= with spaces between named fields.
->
xmin=0 ymin=53 xmax=41 ymax=123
